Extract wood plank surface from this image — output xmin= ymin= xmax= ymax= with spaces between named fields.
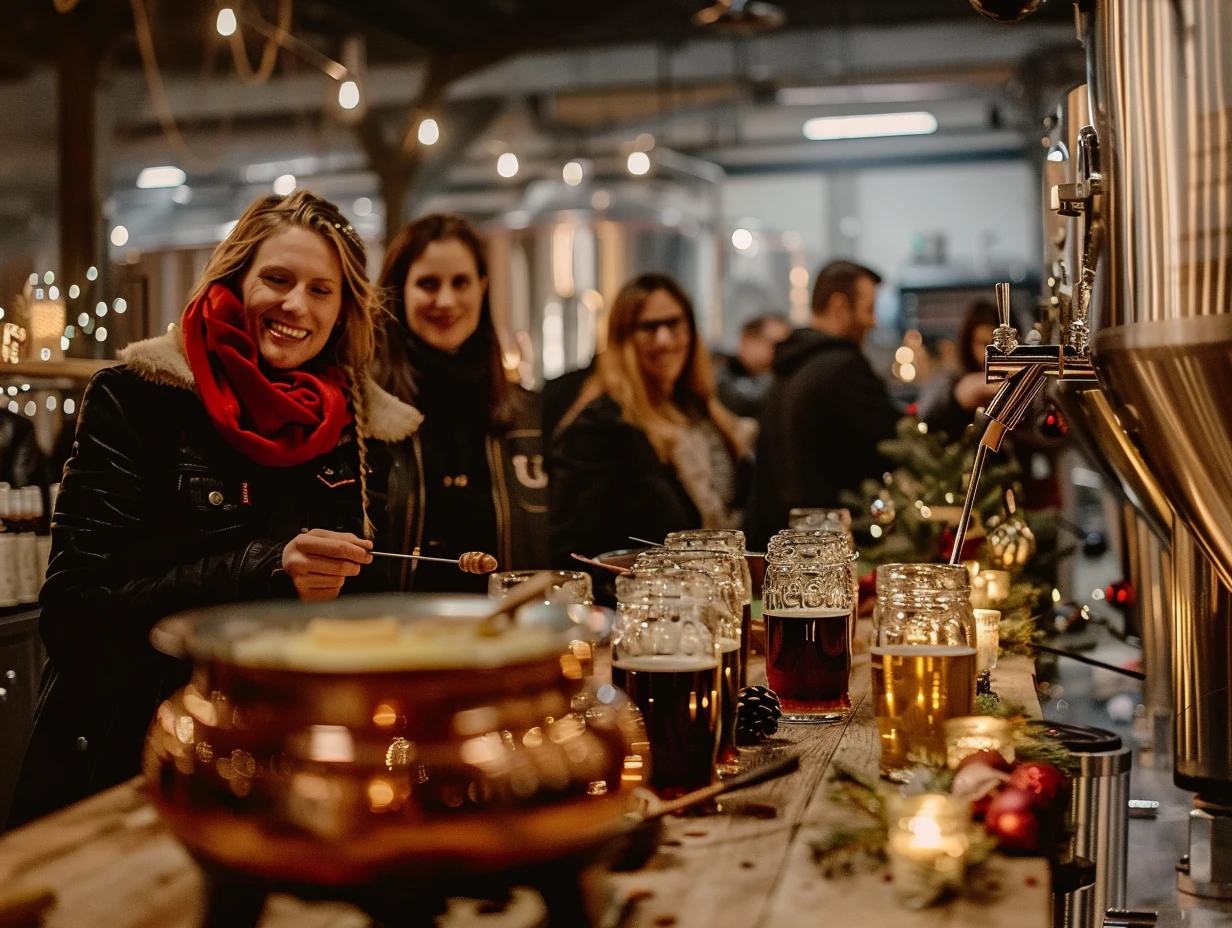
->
xmin=0 ymin=638 xmax=1050 ymax=928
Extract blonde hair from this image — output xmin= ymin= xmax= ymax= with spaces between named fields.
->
xmin=187 ymin=190 xmax=381 ymax=536
xmin=561 ymin=272 xmax=745 ymax=463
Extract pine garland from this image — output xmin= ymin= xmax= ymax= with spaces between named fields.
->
xmin=810 ymin=692 xmax=1077 ymax=879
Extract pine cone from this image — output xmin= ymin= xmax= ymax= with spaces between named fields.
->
xmin=736 ymin=686 xmax=782 ymax=744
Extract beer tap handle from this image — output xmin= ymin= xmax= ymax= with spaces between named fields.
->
xmin=991 ymin=282 xmax=1019 ymax=353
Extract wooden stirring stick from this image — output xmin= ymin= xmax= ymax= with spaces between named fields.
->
xmin=642 ymin=754 xmax=800 ymax=821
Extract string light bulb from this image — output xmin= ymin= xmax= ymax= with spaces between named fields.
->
xmin=627 ymin=151 xmax=651 ymax=176
xmin=338 ymin=80 xmax=361 ymax=110
xmin=497 ymin=153 xmax=519 ymax=178
xmin=216 ymin=7 xmax=237 ymax=37
xmin=417 ymin=118 xmax=440 ymax=145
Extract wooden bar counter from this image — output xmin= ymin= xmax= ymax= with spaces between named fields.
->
xmin=0 ymin=652 xmax=1049 ymax=928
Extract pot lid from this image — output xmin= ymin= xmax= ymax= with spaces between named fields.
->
xmin=150 ymin=593 xmax=580 ymax=673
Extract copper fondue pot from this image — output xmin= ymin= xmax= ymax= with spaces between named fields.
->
xmin=143 ymin=594 xmax=647 ymax=891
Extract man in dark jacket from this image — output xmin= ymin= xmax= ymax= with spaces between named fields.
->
xmin=748 ymin=260 xmax=901 ymax=549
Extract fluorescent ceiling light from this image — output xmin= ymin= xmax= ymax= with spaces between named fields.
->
xmin=779 ymin=83 xmax=969 ymax=107
xmin=137 ymin=166 xmax=187 ymax=189
xmin=803 ymin=112 xmax=938 ymax=141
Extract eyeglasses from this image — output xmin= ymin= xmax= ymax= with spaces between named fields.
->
xmin=632 ymin=316 xmax=689 ymax=339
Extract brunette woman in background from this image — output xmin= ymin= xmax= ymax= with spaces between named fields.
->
xmin=372 ymin=214 xmax=548 ymax=592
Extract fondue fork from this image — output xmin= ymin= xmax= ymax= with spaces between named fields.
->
xmin=369 ymin=550 xmax=498 ymax=573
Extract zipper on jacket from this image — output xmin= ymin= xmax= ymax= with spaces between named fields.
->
xmin=486 ymin=437 xmax=514 ymax=571
xmin=400 ymin=433 xmax=427 ymax=591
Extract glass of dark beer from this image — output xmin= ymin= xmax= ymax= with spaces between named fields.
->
xmin=634 ymin=548 xmax=744 ymax=773
xmin=612 ymin=567 xmax=722 ymax=799
xmin=762 ymin=530 xmax=856 ymax=723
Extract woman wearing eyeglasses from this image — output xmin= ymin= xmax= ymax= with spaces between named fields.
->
xmin=549 ymin=272 xmax=753 ymax=563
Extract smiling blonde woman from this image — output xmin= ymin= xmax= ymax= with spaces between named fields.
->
xmin=8 ymin=190 xmax=422 ymax=828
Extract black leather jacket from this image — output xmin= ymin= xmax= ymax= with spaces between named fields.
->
xmin=0 ymin=409 xmax=50 ymax=493
xmin=9 ymin=343 xmax=417 ymax=827
xmin=548 ymin=396 xmax=702 ymax=566
xmin=368 ymin=386 xmax=550 ymax=590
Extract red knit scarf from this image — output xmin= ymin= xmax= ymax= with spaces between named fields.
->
xmin=182 ymin=283 xmax=352 ymax=467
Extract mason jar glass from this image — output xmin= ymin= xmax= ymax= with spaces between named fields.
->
xmin=872 ymin=564 xmax=977 ymax=777
xmin=664 ymin=529 xmax=753 ymax=685
xmin=488 ymin=570 xmax=596 ymax=676
xmin=634 ymin=548 xmax=744 ymax=771
xmin=761 ymin=530 xmax=856 ymax=723
xmin=612 ymin=566 xmax=722 ymax=798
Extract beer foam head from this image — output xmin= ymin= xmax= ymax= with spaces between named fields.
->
xmin=763 ymin=607 xmax=851 ymax=618
xmin=612 ymin=654 xmax=719 ymax=672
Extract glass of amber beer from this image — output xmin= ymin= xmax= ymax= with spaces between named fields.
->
xmin=762 ymin=530 xmax=857 ymax=723
xmin=872 ymin=564 xmax=977 ymax=778
xmin=612 ymin=567 xmax=722 ymax=798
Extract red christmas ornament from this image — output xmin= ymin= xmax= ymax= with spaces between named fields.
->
xmin=940 ymin=524 xmax=984 ymax=563
xmin=1104 ymin=580 xmax=1136 ymax=609
xmin=956 ymin=749 xmax=1013 ymax=775
xmin=985 ymin=787 xmax=1045 ymax=854
xmin=1038 ymin=405 xmax=1069 ymax=439
xmin=1008 ymin=761 xmax=1070 ymax=811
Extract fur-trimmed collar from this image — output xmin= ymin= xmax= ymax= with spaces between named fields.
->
xmin=119 ymin=326 xmax=423 ymax=442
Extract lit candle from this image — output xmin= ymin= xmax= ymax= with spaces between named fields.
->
xmin=974 ymin=608 xmax=1001 ymax=674
xmin=944 ymin=715 xmax=1015 ymax=769
xmin=887 ymin=793 xmax=971 ymax=908
xmin=975 ymin=569 xmax=1011 ymax=606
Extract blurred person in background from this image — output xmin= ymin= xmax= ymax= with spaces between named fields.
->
xmin=0 ymin=405 xmax=50 ymax=497
xmin=373 ymin=213 xmax=549 ymax=593
xmin=10 ymin=191 xmax=420 ymax=826
xmin=748 ymin=260 xmax=899 ymax=550
xmin=916 ymin=298 xmax=1000 ymax=442
xmin=549 ymin=272 xmax=754 ymax=563
xmin=714 ymin=312 xmax=792 ymax=418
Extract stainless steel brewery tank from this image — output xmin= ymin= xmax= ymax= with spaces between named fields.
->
xmin=973 ymin=0 xmax=1232 ymax=899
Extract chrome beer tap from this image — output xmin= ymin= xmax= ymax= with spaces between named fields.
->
xmin=948 ymin=150 xmax=1101 ymax=565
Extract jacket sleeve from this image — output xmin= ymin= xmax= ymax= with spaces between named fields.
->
xmin=39 ymin=370 xmax=288 ymax=677
xmin=548 ymin=404 xmax=694 ymax=565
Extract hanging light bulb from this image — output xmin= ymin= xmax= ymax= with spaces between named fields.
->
xmin=216 ymin=7 xmax=237 ymax=37
xmin=418 ymin=118 xmax=440 ymax=145
xmin=338 ymin=80 xmax=361 ymax=111
xmin=562 ymin=161 xmax=585 ymax=186
xmin=627 ymin=151 xmax=651 ymax=176
xmin=497 ymin=153 xmax=519 ymax=178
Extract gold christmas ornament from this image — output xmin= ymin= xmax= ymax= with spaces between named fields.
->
xmin=985 ymin=490 xmax=1036 ymax=570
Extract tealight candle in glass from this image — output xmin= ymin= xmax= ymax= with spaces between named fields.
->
xmin=887 ymin=793 xmax=971 ymax=908
xmin=944 ymin=715 xmax=1016 ymax=769
xmin=974 ymin=608 xmax=1001 ymax=675
xmin=972 ymin=569 xmax=1011 ymax=607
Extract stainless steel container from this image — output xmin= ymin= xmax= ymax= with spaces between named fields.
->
xmin=1064 ymin=738 xmax=1132 ymax=928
